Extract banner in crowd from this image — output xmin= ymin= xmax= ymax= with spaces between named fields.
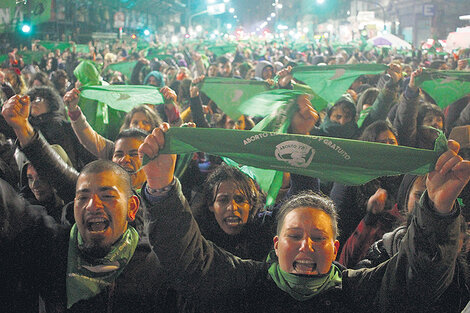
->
xmin=292 ymin=64 xmax=388 ymax=104
xmin=200 ymin=78 xmax=272 ymax=120
xmin=0 ymin=0 xmax=51 ymax=33
xmin=80 ymin=85 xmax=164 ymax=111
xmin=103 ymin=61 xmax=138 ymax=82
xmin=154 ymin=127 xmax=446 ymax=186
xmin=415 ymin=69 xmax=470 ymax=108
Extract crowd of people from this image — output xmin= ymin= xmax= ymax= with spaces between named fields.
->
xmin=0 ymin=35 xmax=469 ymax=312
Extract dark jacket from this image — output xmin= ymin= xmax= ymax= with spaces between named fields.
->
xmin=28 ymin=112 xmax=96 ymax=171
xmin=146 ymin=179 xmax=462 ymax=313
xmin=0 ymin=178 xmax=173 ymax=313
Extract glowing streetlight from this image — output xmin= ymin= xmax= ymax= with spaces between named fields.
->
xmin=229 ymin=7 xmax=235 ymax=13
xmin=271 ymin=12 xmax=276 ymax=17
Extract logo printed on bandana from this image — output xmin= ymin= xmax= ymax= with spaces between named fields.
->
xmin=275 ymin=141 xmax=315 ymax=168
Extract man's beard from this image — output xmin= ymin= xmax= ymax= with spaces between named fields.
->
xmin=79 ymin=241 xmax=112 ymax=259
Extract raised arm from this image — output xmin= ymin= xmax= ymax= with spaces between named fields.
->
xmin=65 ymin=88 xmax=115 ymax=159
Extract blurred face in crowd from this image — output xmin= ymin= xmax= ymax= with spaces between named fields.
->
xmin=30 ymin=96 xmax=49 ymax=117
xmin=74 ymin=170 xmax=138 ymax=257
xmin=129 ymin=112 xmax=152 ymax=132
xmin=225 ymin=115 xmax=246 ymax=130
xmin=376 ymin=130 xmax=398 ymax=145
xmin=112 ymin=137 xmax=146 ymax=189
xmin=27 ymin=164 xmax=54 ymax=202
xmin=207 ymin=64 xmax=218 ymax=77
xmin=329 ymin=106 xmax=353 ymax=125
xmin=218 ymin=62 xmax=232 ymax=77
xmin=146 ymin=76 xmax=161 ymax=87
xmin=210 ymin=180 xmax=251 ymax=235
xmin=262 ymin=66 xmax=274 ymax=80
xmin=422 ymin=112 xmax=443 ymax=130
xmin=274 ymin=207 xmax=339 ymax=275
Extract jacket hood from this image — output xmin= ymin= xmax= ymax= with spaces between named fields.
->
xmin=143 ymin=71 xmax=165 ymax=87
xmin=328 ymin=93 xmax=357 ymax=117
xmin=254 ymin=60 xmax=274 ymax=79
xmin=356 ymin=87 xmax=379 ymax=117
xmin=73 ymin=60 xmax=102 ymax=87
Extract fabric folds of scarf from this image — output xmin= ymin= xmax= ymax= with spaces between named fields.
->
xmin=266 ymin=251 xmax=342 ymax=301
xmin=66 ymin=224 xmax=139 ymax=308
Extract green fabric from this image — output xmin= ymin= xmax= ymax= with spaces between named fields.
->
xmin=292 ymin=64 xmax=387 ymax=104
xmin=29 ymin=0 xmax=51 ymax=24
xmin=356 ymin=106 xmax=372 ymax=128
xmin=223 ymin=90 xmax=303 ymax=206
xmin=267 ymin=251 xmax=342 ymax=301
xmin=18 ymin=51 xmax=47 ymax=65
xmin=150 ymin=127 xmax=448 ymax=186
xmin=75 ymin=44 xmax=90 ymax=54
xmin=66 ymin=224 xmax=138 ymax=308
xmin=414 ymin=69 xmax=470 ymax=109
xmin=200 ymin=78 xmax=271 ymax=120
xmin=74 ymin=60 xmax=102 ymax=87
xmin=80 ymin=85 xmax=164 ymax=111
xmin=207 ymin=44 xmax=237 ymax=56
xmin=104 ymin=61 xmax=138 ymax=81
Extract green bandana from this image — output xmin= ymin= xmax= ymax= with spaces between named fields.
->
xmin=66 ymin=224 xmax=139 ymax=308
xmin=147 ymin=127 xmax=447 ymax=186
xmin=266 ymin=251 xmax=342 ymax=301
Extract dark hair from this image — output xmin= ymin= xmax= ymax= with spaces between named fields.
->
xmin=78 ymin=160 xmax=132 ymax=197
xmin=276 ymin=191 xmax=339 ymax=239
xmin=29 ymin=72 xmax=53 ymax=88
xmin=216 ymin=56 xmax=230 ymax=65
xmin=359 ymin=120 xmax=398 ymax=143
xmin=115 ymin=127 xmax=149 ymax=142
xmin=204 ymin=163 xmax=263 ymax=221
xmin=26 ymin=85 xmax=65 ymax=114
xmin=119 ymin=105 xmax=162 ymax=133
xmin=417 ymin=103 xmax=445 ymax=129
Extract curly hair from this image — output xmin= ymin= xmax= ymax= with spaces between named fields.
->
xmin=26 ymin=85 xmax=64 ymax=114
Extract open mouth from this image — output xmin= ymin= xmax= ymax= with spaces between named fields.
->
xmin=224 ymin=216 xmax=242 ymax=227
xmin=293 ymin=260 xmax=317 ymax=273
xmin=86 ymin=217 xmax=110 ymax=232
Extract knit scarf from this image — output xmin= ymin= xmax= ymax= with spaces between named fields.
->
xmin=267 ymin=251 xmax=342 ymax=301
xmin=66 ymin=224 xmax=139 ymax=308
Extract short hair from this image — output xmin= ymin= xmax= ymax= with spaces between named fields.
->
xmin=204 ymin=163 xmax=263 ymax=220
xmin=119 ymin=105 xmax=162 ymax=133
xmin=26 ymin=85 xmax=64 ymax=114
xmin=417 ymin=103 xmax=445 ymax=129
xmin=359 ymin=120 xmax=398 ymax=143
xmin=115 ymin=127 xmax=149 ymax=142
xmin=78 ymin=160 xmax=132 ymax=197
xmin=276 ymin=191 xmax=339 ymax=240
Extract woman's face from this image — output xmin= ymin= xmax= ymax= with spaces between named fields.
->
xmin=274 ymin=207 xmax=339 ymax=275
xmin=30 ymin=96 xmax=49 ymax=117
xmin=129 ymin=111 xmax=152 ymax=132
xmin=376 ymin=130 xmax=398 ymax=145
xmin=207 ymin=65 xmax=218 ymax=77
xmin=422 ymin=112 xmax=443 ymax=130
xmin=209 ymin=180 xmax=251 ymax=235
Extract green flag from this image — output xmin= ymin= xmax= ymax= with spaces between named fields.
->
xmin=103 ymin=61 xmax=138 ymax=82
xmin=292 ymin=64 xmax=387 ymax=104
xmin=200 ymin=78 xmax=271 ymax=120
xmin=155 ymin=127 xmax=447 ymax=186
xmin=75 ymin=44 xmax=90 ymax=54
xmin=18 ymin=51 xmax=47 ymax=65
xmin=207 ymin=44 xmax=237 ymax=56
xmin=414 ymin=69 xmax=470 ymax=109
xmin=80 ymin=85 xmax=164 ymax=112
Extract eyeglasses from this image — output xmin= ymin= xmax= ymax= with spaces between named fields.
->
xmin=33 ymin=97 xmax=45 ymax=103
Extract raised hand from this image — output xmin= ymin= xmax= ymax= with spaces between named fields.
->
xmin=63 ymin=88 xmax=81 ymax=112
xmin=2 ymin=95 xmax=30 ymax=130
xmin=160 ymin=86 xmax=177 ymax=103
xmin=138 ymin=123 xmax=177 ymax=189
xmin=290 ymin=95 xmax=319 ymax=135
xmin=366 ymin=188 xmax=388 ymax=215
xmin=426 ymin=140 xmax=470 ymax=213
